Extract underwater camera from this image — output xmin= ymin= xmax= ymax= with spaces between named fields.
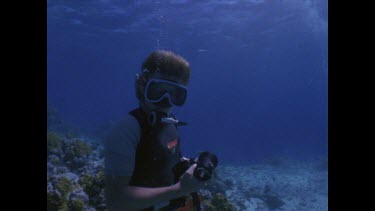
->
xmin=173 ymin=151 xmax=218 ymax=182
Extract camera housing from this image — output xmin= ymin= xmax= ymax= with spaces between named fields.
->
xmin=173 ymin=151 xmax=218 ymax=182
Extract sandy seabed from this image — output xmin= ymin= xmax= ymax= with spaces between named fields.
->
xmin=208 ymin=159 xmax=328 ymax=211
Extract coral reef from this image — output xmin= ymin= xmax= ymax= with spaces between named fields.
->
xmin=47 ymin=176 xmax=74 ymax=211
xmin=47 ymin=132 xmax=64 ymax=158
xmin=64 ymin=139 xmax=92 ymax=161
xmin=70 ymin=199 xmax=85 ymax=211
xmin=79 ymin=170 xmax=105 ymax=207
xmin=47 ymin=131 xmax=105 ymax=211
xmin=65 ymin=130 xmax=79 ymax=139
xmin=202 ymin=193 xmax=236 ymax=211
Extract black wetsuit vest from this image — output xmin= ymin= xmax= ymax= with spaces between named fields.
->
xmin=128 ymin=107 xmax=183 ymax=211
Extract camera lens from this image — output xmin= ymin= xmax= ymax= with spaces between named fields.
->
xmin=195 ymin=167 xmax=211 ymax=181
xmin=192 ymin=151 xmax=218 ymax=181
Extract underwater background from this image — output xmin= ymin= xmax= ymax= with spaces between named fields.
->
xmin=47 ymin=0 xmax=327 ymax=210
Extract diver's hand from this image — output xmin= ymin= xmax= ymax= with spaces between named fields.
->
xmin=175 ymin=164 xmax=205 ymax=195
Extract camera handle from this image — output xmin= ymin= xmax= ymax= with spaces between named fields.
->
xmin=191 ymin=192 xmax=201 ymax=211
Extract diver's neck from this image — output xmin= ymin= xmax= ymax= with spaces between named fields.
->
xmin=139 ymin=102 xmax=172 ymax=116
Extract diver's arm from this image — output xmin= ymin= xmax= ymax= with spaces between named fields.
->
xmin=106 ymin=175 xmax=170 ymax=211
xmin=120 ymin=183 xmax=182 ymax=210
xmin=105 ymin=164 xmax=202 ymax=211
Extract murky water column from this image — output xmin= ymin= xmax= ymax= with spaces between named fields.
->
xmin=155 ymin=1 xmax=163 ymax=49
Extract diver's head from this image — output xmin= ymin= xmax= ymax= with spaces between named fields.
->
xmin=135 ymin=50 xmax=190 ymax=114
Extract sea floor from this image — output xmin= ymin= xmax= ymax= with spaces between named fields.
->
xmin=205 ymin=159 xmax=328 ymax=211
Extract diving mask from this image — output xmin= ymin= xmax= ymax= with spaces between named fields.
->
xmin=144 ymin=78 xmax=187 ymax=107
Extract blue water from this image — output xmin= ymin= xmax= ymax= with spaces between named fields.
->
xmin=47 ymin=0 xmax=327 ymax=165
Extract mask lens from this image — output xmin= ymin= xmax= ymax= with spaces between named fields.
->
xmin=170 ymin=87 xmax=187 ymax=106
xmin=145 ymin=79 xmax=187 ymax=106
xmin=146 ymin=81 xmax=167 ymax=100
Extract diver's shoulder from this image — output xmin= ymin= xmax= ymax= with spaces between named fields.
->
xmin=105 ymin=114 xmax=141 ymax=143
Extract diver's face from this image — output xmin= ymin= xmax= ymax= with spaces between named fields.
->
xmin=143 ymin=72 xmax=186 ymax=114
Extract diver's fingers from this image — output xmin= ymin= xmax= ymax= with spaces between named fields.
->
xmin=186 ymin=163 xmax=197 ymax=175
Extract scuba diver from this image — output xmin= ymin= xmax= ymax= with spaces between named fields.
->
xmin=104 ymin=50 xmax=217 ymax=211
